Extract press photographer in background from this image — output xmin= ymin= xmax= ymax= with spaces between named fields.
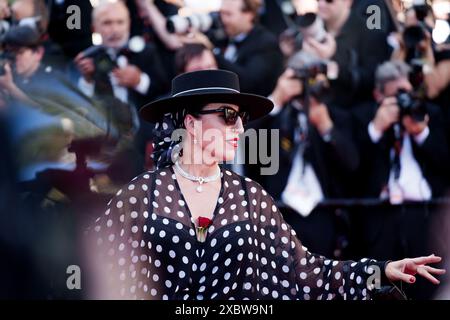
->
xmin=292 ymin=0 xmax=391 ymax=109
xmin=74 ymin=0 xmax=169 ymax=172
xmin=390 ymin=0 xmax=450 ymax=165
xmin=74 ymin=0 xmax=168 ymax=109
xmin=0 ymin=25 xmax=52 ymax=107
xmin=167 ymin=0 xmax=284 ymax=97
xmin=247 ymin=51 xmax=359 ymax=258
xmin=352 ymin=60 xmax=449 ymax=299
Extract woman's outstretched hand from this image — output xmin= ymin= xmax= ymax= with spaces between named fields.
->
xmin=385 ymin=255 xmax=446 ymax=285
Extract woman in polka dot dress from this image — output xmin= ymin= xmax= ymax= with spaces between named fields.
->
xmin=91 ymin=70 xmax=445 ymax=300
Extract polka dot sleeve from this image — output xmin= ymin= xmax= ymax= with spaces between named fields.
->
xmin=246 ymin=178 xmax=387 ymax=300
xmin=90 ymin=172 xmax=156 ymax=299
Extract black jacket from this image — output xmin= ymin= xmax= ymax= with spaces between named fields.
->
xmin=352 ymin=101 xmax=450 ymax=198
xmin=248 ymin=103 xmax=359 ymax=200
xmin=47 ymin=0 xmax=94 ymax=58
xmin=330 ymin=13 xmax=391 ymax=108
xmin=215 ymin=24 xmax=284 ymax=97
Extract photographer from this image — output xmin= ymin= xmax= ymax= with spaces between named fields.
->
xmin=74 ymin=0 xmax=169 ymax=110
xmin=354 ymin=60 xmax=449 ymax=204
xmin=210 ymin=0 xmax=284 ymax=97
xmin=352 ymin=61 xmax=449 ymax=298
xmin=249 ymin=51 xmax=359 ymax=257
xmin=11 ymin=0 xmax=67 ymax=70
xmin=304 ymin=0 xmax=391 ymax=108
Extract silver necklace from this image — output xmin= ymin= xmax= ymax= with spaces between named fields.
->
xmin=174 ymin=161 xmax=221 ymax=193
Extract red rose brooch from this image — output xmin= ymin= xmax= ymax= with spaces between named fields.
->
xmin=196 ymin=216 xmax=213 ymax=243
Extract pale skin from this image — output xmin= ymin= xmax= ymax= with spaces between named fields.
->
xmin=172 ymin=101 xmax=445 ymax=285
xmin=74 ymin=1 xmax=142 ymax=87
xmin=174 ymin=103 xmax=244 ymax=223
xmin=220 ymin=0 xmax=255 ymax=38
xmin=133 ymin=0 xmax=257 ymax=52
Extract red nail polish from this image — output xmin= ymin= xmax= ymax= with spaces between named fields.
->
xmin=410 ymin=277 xmax=415 ymax=283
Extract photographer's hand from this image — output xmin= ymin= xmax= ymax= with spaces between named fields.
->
xmin=373 ymin=97 xmax=400 ymax=133
xmin=303 ymin=33 xmax=336 ymax=60
xmin=0 ymin=63 xmax=34 ymax=105
xmin=0 ymin=63 xmax=15 ymax=91
xmin=113 ymin=65 xmax=142 ymax=88
xmin=270 ymin=68 xmax=303 ymax=107
xmin=403 ymin=114 xmax=429 ymax=137
xmin=74 ymin=53 xmax=95 ymax=83
xmin=309 ymin=97 xmax=333 ymax=136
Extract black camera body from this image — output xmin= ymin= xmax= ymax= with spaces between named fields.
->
xmin=396 ymin=89 xmax=427 ymax=122
xmin=81 ymin=45 xmax=118 ymax=78
xmin=292 ymin=61 xmax=327 ymax=80
xmin=280 ymin=12 xmax=327 ymax=52
xmin=292 ymin=62 xmax=329 ymax=100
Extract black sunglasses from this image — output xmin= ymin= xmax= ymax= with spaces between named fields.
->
xmin=196 ymin=106 xmax=249 ymax=126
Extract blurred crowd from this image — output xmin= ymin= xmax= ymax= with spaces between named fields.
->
xmin=1 ymin=0 xmax=450 ymax=299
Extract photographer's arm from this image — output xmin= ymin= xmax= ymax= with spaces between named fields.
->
xmin=268 ymin=69 xmax=303 ymax=116
xmin=135 ymin=0 xmax=183 ymax=51
xmin=0 ymin=64 xmax=35 ymax=106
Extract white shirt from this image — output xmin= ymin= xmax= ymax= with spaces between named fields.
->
xmin=224 ymin=33 xmax=247 ymax=63
xmin=78 ymin=55 xmax=150 ymax=104
xmin=368 ymin=122 xmax=432 ymax=203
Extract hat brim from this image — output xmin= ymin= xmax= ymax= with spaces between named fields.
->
xmin=139 ymin=92 xmax=274 ymax=123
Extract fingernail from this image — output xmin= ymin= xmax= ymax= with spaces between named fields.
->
xmin=410 ymin=277 xmax=415 ymax=283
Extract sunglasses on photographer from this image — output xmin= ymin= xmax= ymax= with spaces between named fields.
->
xmin=196 ymin=106 xmax=249 ymax=126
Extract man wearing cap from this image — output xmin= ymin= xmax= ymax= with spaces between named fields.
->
xmin=0 ymin=25 xmax=50 ymax=105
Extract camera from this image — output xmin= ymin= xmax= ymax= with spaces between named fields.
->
xmin=396 ymin=89 xmax=427 ymax=121
xmin=281 ymin=13 xmax=327 ymax=52
xmin=81 ymin=45 xmax=118 ymax=77
xmin=166 ymin=12 xmax=226 ymax=43
xmin=292 ymin=61 xmax=330 ymax=100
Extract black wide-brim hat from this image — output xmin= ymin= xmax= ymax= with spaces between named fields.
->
xmin=140 ymin=69 xmax=274 ymax=123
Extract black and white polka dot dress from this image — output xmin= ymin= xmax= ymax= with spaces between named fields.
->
xmin=92 ymin=166 xmax=387 ymax=300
